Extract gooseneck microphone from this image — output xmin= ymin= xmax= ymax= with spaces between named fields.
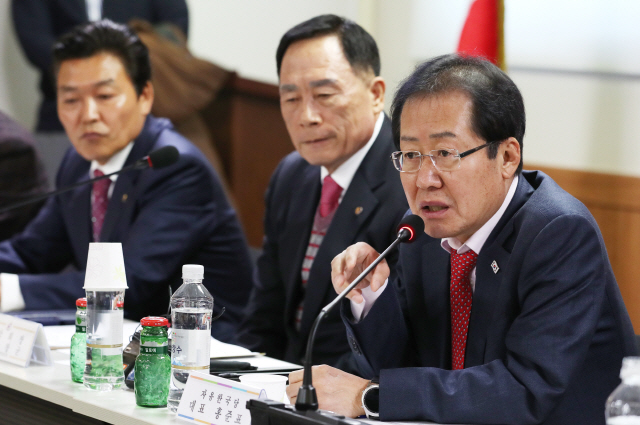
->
xmin=295 ymin=214 xmax=425 ymax=412
xmin=0 ymin=145 xmax=180 ymax=215
xmin=135 ymin=145 xmax=180 ymax=169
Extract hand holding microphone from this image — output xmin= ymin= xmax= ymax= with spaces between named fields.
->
xmin=331 ymin=242 xmax=390 ymax=304
xmin=292 ymin=214 xmax=424 ymax=413
xmin=330 ymin=214 xmax=424 ymax=304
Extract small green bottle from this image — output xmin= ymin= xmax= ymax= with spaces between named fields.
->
xmin=135 ymin=316 xmax=171 ymax=407
xmin=70 ymin=298 xmax=87 ymax=383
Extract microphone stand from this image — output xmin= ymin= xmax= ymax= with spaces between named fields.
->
xmin=296 ymin=232 xmax=408 ymax=410
xmin=0 ymin=159 xmax=148 ymax=215
xmin=246 ymin=217 xmax=421 ymax=424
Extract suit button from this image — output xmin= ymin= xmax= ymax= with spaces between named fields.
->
xmin=349 ymin=336 xmax=361 ymax=355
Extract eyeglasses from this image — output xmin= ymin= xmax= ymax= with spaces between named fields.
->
xmin=391 ymin=141 xmax=500 ymax=173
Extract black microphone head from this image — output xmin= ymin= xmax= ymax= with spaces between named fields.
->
xmin=397 ymin=214 xmax=425 ymax=243
xmin=148 ymin=146 xmax=179 ymax=169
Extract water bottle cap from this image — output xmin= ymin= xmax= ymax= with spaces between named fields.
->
xmin=76 ymin=298 xmax=87 ymax=307
xmin=182 ymin=264 xmax=204 ymax=280
xmin=620 ymin=357 xmax=640 ymax=380
xmin=140 ymin=316 xmax=169 ymax=327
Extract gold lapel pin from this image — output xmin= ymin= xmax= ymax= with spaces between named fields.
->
xmin=355 ymin=206 xmax=363 ymax=215
xmin=122 ymin=194 xmax=128 ymax=203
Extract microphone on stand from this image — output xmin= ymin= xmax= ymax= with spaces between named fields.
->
xmin=0 ymin=145 xmax=180 ymax=215
xmin=295 ymin=214 xmax=424 ymax=411
xmin=247 ymin=214 xmax=425 ymax=424
xmin=133 ymin=145 xmax=180 ymax=170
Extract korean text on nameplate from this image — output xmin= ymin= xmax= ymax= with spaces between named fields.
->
xmin=176 ymin=371 xmax=265 ymax=425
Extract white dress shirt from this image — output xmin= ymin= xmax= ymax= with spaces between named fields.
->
xmin=320 ymin=112 xmax=383 ymax=198
xmin=351 ymin=175 xmax=519 ymax=321
xmin=0 ymin=142 xmax=133 ymax=312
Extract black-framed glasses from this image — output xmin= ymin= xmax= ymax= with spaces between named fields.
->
xmin=391 ymin=141 xmax=500 ymax=173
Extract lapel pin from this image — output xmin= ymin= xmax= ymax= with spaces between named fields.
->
xmin=121 ymin=194 xmax=128 ymax=203
xmin=354 ymin=206 xmax=363 ymax=215
xmin=491 ymin=260 xmax=499 ymax=274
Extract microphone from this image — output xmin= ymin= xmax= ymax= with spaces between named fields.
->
xmin=246 ymin=215 xmax=424 ymax=424
xmin=132 ymin=145 xmax=180 ymax=170
xmin=295 ymin=214 xmax=425 ymax=411
xmin=0 ymin=146 xmax=180 ymax=215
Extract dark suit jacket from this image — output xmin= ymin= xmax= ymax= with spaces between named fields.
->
xmin=236 ymin=116 xmax=409 ymax=370
xmin=0 ymin=115 xmax=254 ymax=342
xmin=11 ymin=0 xmax=189 ymax=131
xmin=0 ymin=111 xmax=48 ymax=240
xmin=343 ymin=170 xmax=637 ymax=424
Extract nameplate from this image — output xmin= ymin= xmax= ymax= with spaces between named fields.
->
xmin=0 ymin=314 xmax=52 ymax=367
xmin=177 ymin=372 xmax=265 ymax=425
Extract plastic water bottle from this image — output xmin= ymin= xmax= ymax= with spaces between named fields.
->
xmin=83 ymin=290 xmax=126 ymax=390
xmin=70 ymin=297 xmax=87 ymax=383
xmin=606 ymin=357 xmax=640 ymax=424
xmin=167 ymin=264 xmax=213 ymax=412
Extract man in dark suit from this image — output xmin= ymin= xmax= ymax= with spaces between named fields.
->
xmin=236 ymin=15 xmax=408 ymax=370
xmin=0 ymin=20 xmax=253 ymax=342
xmin=0 ymin=110 xmax=49 ymax=240
xmin=11 ymin=0 xmax=188 ymax=132
xmin=287 ymin=54 xmax=637 ymax=424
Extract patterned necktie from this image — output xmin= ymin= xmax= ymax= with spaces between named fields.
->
xmin=295 ymin=175 xmax=343 ymax=330
xmin=450 ymin=248 xmax=478 ymax=370
xmin=91 ymin=169 xmax=111 ymax=242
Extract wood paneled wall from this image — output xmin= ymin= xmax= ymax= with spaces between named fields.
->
xmin=202 ymin=75 xmax=293 ymax=248
xmin=528 ymin=164 xmax=640 ymax=332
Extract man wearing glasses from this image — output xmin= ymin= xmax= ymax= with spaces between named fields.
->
xmin=286 ymin=54 xmax=637 ymax=424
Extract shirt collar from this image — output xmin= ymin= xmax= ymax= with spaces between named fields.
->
xmin=441 ymin=174 xmax=519 ymax=255
xmin=89 ymin=142 xmax=134 ymax=182
xmin=320 ymin=112 xmax=384 ymax=191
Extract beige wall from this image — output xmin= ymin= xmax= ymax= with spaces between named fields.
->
xmin=1 ymin=0 xmax=640 ymax=178
xmin=0 ymin=0 xmax=40 ymax=130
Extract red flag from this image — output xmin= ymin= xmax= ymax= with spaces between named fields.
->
xmin=457 ymin=0 xmax=505 ymax=70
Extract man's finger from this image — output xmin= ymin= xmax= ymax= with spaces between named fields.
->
xmin=288 ymin=369 xmax=304 ymax=384
xmin=347 ymin=288 xmax=363 ymax=304
xmin=331 ymin=251 xmax=347 ymax=275
xmin=369 ymin=259 xmax=390 ymax=292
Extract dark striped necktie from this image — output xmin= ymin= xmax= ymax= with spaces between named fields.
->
xmin=295 ymin=175 xmax=343 ymax=331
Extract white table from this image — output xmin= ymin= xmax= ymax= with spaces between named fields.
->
xmin=0 ymin=350 xmax=447 ymax=425
xmin=0 ymin=349 xmax=303 ymax=425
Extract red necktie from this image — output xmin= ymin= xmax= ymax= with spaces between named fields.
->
xmin=295 ymin=175 xmax=343 ymax=330
xmin=450 ymin=248 xmax=478 ymax=370
xmin=91 ymin=169 xmax=111 ymax=242
xmin=318 ymin=175 xmax=342 ymax=218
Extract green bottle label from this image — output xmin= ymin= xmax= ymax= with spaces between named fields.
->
xmin=141 ymin=341 xmax=168 ymax=355
xmin=75 ymin=314 xmax=86 ymax=333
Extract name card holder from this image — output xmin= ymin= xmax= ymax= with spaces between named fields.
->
xmin=177 ymin=371 xmax=265 ymax=425
xmin=0 ymin=313 xmax=52 ymax=367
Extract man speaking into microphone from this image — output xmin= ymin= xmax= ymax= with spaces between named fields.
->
xmin=287 ymin=54 xmax=637 ymax=424
xmin=0 ymin=20 xmax=253 ymax=342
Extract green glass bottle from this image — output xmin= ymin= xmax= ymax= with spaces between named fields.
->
xmin=135 ymin=317 xmax=171 ymax=407
xmin=70 ymin=298 xmax=87 ymax=383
